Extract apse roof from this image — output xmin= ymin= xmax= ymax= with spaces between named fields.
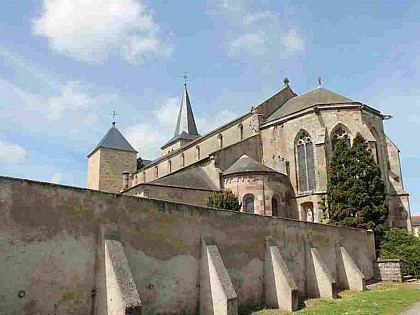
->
xmin=150 ymin=166 xmax=218 ymax=191
xmin=223 ymin=155 xmax=279 ymax=176
xmin=265 ymin=87 xmax=356 ymax=123
xmin=88 ymin=124 xmax=137 ymax=157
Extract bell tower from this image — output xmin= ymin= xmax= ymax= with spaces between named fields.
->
xmin=87 ymin=121 xmax=137 ymax=193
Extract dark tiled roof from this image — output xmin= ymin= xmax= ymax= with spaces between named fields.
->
xmin=161 ymin=132 xmax=201 ymax=150
xmin=88 ymin=125 xmax=137 ymax=156
xmin=223 ymin=155 xmax=279 ymax=176
xmin=162 ymin=84 xmax=200 ymax=149
xmin=412 ymin=215 xmax=420 ymax=226
xmin=150 ymin=166 xmax=219 ymax=191
xmin=265 ymin=87 xmax=355 ymax=123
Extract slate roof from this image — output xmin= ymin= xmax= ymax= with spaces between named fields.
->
xmin=162 ymin=84 xmax=200 ymax=149
xmin=412 ymin=215 xmax=420 ymax=226
xmin=88 ymin=124 xmax=137 ymax=157
xmin=223 ymin=155 xmax=279 ymax=176
xmin=264 ymin=87 xmax=356 ymax=123
xmin=150 ymin=166 xmax=218 ymax=191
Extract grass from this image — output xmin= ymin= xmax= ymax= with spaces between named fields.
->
xmin=252 ymin=283 xmax=420 ymax=315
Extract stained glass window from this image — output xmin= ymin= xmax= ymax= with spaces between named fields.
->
xmin=296 ymin=131 xmax=316 ymax=192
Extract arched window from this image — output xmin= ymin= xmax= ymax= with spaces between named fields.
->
xmin=180 ymin=153 xmax=185 ymax=167
xmin=196 ymin=145 xmax=200 ymax=160
xmin=142 ymin=172 xmax=146 ymax=183
xmin=218 ymin=134 xmax=223 ymax=149
xmin=244 ymin=194 xmax=255 ymax=214
xmin=296 ymin=130 xmax=316 ymax=192
xmin=154 ymin=166 xmax=159 ymax=178
xmin=271 ymin=197 xmax=278 ymax=217
xmin=168 ymin=160 xmax=172 ymax=173
xmin=332 ymin=125 xmax=351 ymax=150
xmin=239 ymin=124 xmax=244 ymax=140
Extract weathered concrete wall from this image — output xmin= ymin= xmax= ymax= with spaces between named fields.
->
xmin=0 ymin=176 xmax=374 ymax=314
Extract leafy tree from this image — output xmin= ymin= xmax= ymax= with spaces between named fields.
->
xmin=207 ymin=190 xmax=241 ymax=211
xmin=326 ymin=133 xmax=388 ymax=246
xmin=381 ymin=228 xmax=420 ymax=277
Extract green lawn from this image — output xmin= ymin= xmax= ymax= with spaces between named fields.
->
xmin=252 ymin=283 xmax=420 ymax=315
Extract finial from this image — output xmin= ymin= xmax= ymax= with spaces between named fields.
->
xmin=182 ymin=69 xmax=188 ymax=85
xmin=318 ymin=77 xmax=322 ymax=87
xmin=111 ymin=110 xmax=117 ymax=126
xmin=283 ymin=77 xmax=289 ymax=87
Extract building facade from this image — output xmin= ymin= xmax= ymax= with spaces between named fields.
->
xmin=87 ymin=80 xmax=412 ymax=230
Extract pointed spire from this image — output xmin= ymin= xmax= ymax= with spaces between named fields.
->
xmin=161 ymin=81 xmax=200 ymax=150
xmin=174 ymin=83 xmax=199 ymax=137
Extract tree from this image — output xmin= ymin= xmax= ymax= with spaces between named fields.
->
xmin=326 ymin=133 xmax=388 ymax=246
xmin=381 ymin=229 xmax=420 ymax=277
xmin=207 ymin=190 xmax=241 ymax=211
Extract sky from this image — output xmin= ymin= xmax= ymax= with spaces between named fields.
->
xmin=0 ymin=0 xmax=419 ymax=215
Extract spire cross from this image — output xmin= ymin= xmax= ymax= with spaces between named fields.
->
xmin=111 ymin=110 xmax=117 ymax=126
xmin=182 ymin=70 xmax=188 ymax=85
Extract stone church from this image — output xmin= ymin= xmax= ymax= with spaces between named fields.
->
xmin=87 ymin=80 xmax=412 ymax=230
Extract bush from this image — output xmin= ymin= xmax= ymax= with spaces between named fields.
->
xmin=207 ymin=190 xmax=241 ymax=211
xmin=381 ymin=228 xmax=420 ymax=277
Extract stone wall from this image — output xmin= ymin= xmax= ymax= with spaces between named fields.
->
xmin=260 ymin=106 xmax=411 ymax=229
xmin=223 ymin=172 xmax=296 ymax=218
xmin=373 ymin=259 xmax=403 ymax=282
xmin=87 ymin=147 xmax=137 ymax=193
xmin=0 ymin=176 xmax=375 ymax=314
xmin=123 ymin=183 xmax=214 ymax=207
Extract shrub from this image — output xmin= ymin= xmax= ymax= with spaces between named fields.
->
xmin=326 ymin=133 xmax=388 ymax=247
xmin=381 ymin=228 xmax=420 ymax=277
xmin=207 ymin=190 xmax=241 ymax=211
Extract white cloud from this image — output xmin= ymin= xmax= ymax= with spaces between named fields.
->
xmin=197 ymin=110 xmax=237 ymax=134
xmin=208 ymin=1 xmax=305 ymax=60
xmin=283 ymin=29 xmax=305 ymax=55
xmin=0 ymin=139 xmax=27 ymax=163
xmin=227 ymin=34 xmax=265 ymax=57
xmin=33 ymin=0 xmax=172 ymax=64
xmin=50 ymin=172 xmax=62 ymax=184
xmin=244 ymin=10 xmax=274 ymax=24
xmin=153 ymin=97 xmax=180 ymax=128
xmin=46 ymin=81 xmax=98 ymax=123
xmin=126 ymin=123 xmax=167 ymax=159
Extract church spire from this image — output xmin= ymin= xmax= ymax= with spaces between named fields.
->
xmin=161 ymin=81 xmax=200 ymax=151
xmin=174 ymin=83 xmax=199 ymax=137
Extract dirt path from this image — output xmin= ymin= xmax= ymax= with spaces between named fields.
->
xmin=399 ymin=283 xmax=420 ymax=315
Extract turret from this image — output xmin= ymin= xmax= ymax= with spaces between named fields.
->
xmin=87 ymin=122 xmax=137 ymax=193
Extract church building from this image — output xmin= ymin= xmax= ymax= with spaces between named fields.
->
xmin=87 ymin=79 xmax=412 ymax=230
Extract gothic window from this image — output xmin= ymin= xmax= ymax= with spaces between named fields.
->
xmin=142 ymin=172 xmax=146 ymax=183
xmin=218 ymin=134 xmax=223 ymax=149
xmin=244 ymin=194 xmax=255 ymax=214
xmin=296 ymin=131 xmax=316 ymax=192
xmin=196 ymin=145 xmax=200 ymax=160
xmin=239 ymin=124 xmax=244 ymax=140
xmin=168 ymin=160 xmax=172 ymax=173
xmin=154 ymin=166 xmax=158 ymax=178
xmin=271 ymin=197 xmax=278 ymax=217
xmin=332 ymin=126 xmax=351 ymax=150
xmin=180 ymin=153 xmax=185 ymax=167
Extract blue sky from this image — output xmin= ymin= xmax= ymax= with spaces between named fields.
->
xmin=0 ymin=0 xmax=419 ymax=215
